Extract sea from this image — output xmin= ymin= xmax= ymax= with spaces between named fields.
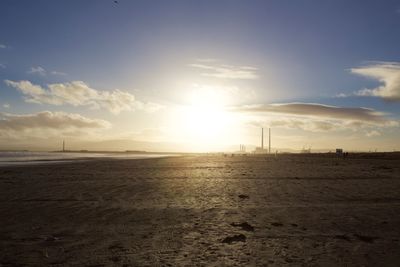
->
xmin=0 ymin=151 xmax=171 ymax=166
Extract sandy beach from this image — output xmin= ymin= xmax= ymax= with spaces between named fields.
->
xmin=1 ymin=153 xmax=400 ymax=266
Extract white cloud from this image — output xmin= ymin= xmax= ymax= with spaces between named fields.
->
xmin=0 ymin=111 xmax=110 ymax=139
xmin=4 ymin=80 xmax=163 ymax=114
xmin=190 ymin=61 xmax=258 ymax=80
xmin=28 ymin=66 xmax=47 ymax=76
xmin=366 ymin=130 xmax=381 ymax=137
xmin=50 ymin=70 xmax=67 ymax=76
xmin=0 ymin=44 xmax=6 ymax=49
xmin=351 ymin=62 xmax=400 ymax=101
xmin=2 ymin=103 xmax=10 ymax=109
xmin=5 ymin=80 xmax=45 ymax=96
xmin=335 ymin=93 xmax=348 ymax=98
xmin=27 ymin=66 xmax=67 ymax=76
xmin=234 ymin=102 xmax=398 ymax=132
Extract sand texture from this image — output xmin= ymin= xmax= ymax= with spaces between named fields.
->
xmin=1 ymin=154 xmax=400 ymax=266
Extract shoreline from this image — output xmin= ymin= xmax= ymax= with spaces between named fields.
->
xmin=0 ymin=152 xmax=177 ymax=167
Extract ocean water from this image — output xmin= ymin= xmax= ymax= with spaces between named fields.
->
xmin=0 ymin=151 xmax=171 ymax=166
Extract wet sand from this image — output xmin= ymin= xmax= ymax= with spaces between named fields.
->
xmin=1 ymin=153 xmax=400 ymax=266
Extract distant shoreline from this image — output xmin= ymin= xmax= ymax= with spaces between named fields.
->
xmin=1 ymin=151 xmax=400 ymax=167
xmin=0 ymin=151 xmax=178 ymax=167
xmin=53 ymin=151 xmax=400 ymax=157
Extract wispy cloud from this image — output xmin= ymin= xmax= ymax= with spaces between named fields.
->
xmin=28 ymin=66 xmax=67 ymax=76
xmin=5 ymin=80 xmax=163 ymax=114
xmin=234 ymin=103 xmax=388 ymax=122
xmin=250 ymin=117 xmax=340 ymax=132
xmin=28 ymin=66 xmax=47 ymax=76
xmin=0 ymin=44 xmax=6 ymax=49
xmin=186 ymin=83 xmax=256 ymax=105
xmin=351 ymin=62 xmax=400 ymax=101
xmin=366 ymin=130 xmax=381 ymax=137
xmin=0 ymin=111 xmax=110 ymax=139
xmin=335 ymin=93 xmax=348 ymax=98
xmin=233 ymin=102 xmax=398 ymax=132
xmin=0 ymin=63 xmax=5 ymax=69
xmin=50 ymin=70 xmax=67 ymax=76
xmin=190 ymin=61 xmax=258 ymax=80
xmin=2 ymin=103 xmax=10 ymax=109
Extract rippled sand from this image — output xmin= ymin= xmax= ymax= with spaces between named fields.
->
xmin=1 ymin=153 xmax=400 ymax=266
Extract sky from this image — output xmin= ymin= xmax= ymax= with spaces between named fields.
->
xmin=1 ymin=0 xmax=400 ymax=152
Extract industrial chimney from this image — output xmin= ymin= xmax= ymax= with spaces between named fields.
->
xmin=261 ymin=128 xmax=264 ymax=150
xmin=269 ymin=128 xmax=271 ymax=154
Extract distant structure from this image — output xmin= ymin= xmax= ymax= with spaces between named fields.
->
xmin=301 ymin=146 xmax=311 ymax=153
xmin=261 ymin=128 xmax=264 ymax=150
xmin=239 ymin=144 xmax=246 ymax=152
xmin=336 ymin=148 xmax=343 ymax=156
xmin=254 ymin=127 xmax=271 ymax=154
xmin=269 ymin=128 xmax=271 ymax=154
xmin=62 ymin=140 xmax=65 ymax=152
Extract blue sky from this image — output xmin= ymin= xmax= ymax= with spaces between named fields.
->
xmin=1 ymin=0 xmax=400 ymax=151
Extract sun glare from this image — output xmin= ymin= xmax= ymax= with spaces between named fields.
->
xmin=184 ymin=103 xmax=227 ymax=139
xmin=171 ymin=84 xmax=237 ymax=150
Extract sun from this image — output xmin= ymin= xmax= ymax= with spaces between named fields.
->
xmin=184 ymin=102 xmax=228 ymax=140
xmin=171 ymin=84 xmax=237 ymax=150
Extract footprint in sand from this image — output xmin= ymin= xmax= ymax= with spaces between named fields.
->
xmin=222 ymin=234 xmax=246 ymax=244
xmin=354 ymin=234 xmax=379 ymax=243
xmin=231 ymin=222 xmax=255 ymax=232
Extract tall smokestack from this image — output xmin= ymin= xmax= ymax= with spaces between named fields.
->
xmin=261 ymin=128 xmax=264 ymax=149
xmin=269 ymin=128 xmax=271 ymax=154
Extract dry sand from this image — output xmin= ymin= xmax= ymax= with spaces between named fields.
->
xmin=1 ymin=153 xmax=400 ymax=266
